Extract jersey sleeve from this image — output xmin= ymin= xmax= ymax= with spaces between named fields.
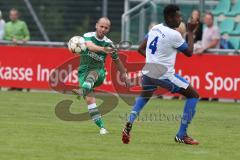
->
xmin=83 ymin=32 xmax=92 ymax=41
xmin=110 ymin=51 xmax=119 ymax=60
xmin=171 ymin=31 xmax=188 ymax=51
xmin=144 ymin=33 xmax=148 ymax=40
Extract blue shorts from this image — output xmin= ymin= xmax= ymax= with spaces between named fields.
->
xmin=141 ymin=74 xmax=189 ymax=93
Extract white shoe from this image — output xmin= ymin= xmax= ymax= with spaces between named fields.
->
xmin=100 ymin=128 xmax=108 ymax=135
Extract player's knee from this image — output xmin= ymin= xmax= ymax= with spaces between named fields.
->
xmin=187 ymin=92 xmax=199 ymax=99
xmin=140 ymin=92 xmax=153 ymax=99
xmin=82 ymin=81 xmax=92 ymax=90
xmin=192 ymin=91 xmax=199 ymax=99
xmin=82 ymin=86 xmax=91 ymax=98
xmin=185 ymin=86 xmax=199 ymax=99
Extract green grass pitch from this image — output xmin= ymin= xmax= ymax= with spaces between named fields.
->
xmin=0 ymin=91 xmax=240 ymax=160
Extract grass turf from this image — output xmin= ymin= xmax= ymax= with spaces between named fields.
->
xmin=0 ymin=91 xmax=240 ymax=160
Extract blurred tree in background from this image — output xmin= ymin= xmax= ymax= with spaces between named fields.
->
xmin=0 ymin=0 xmax=123 ymax=42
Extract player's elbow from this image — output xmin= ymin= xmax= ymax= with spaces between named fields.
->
xmin=137 ymin=48 xmax=144 ymax=54
xmin=186 ymin=53 xmax=193 ymax=57
xmin=137 ymin=48 xmax=146 ymax=57
xmin=138 ymin=39 xmax=147 ymax=56
xmin=182 ymin=50 xmax=193 ymax=57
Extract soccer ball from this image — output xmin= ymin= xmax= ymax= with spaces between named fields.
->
xmin=68 ymin=36 xmax=86 ymax=54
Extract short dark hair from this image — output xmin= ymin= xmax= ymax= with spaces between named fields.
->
xmin=205 ymin=11 xmax=214 ymax=20
xmin=163 ymin=4 xmax=180 ymax=21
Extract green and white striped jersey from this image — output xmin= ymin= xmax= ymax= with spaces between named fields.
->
xmin=79 ymin=32 xmax=118 ymax=70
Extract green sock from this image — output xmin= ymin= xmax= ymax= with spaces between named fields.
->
xmin=88 ymin=103 xmax=105 ymax=129
xmin=94 ymin=118 xmax=105 ymax=128
xmin=82 ymin=76 xmax=95 ymax=97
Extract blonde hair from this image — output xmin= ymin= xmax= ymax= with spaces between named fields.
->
xmin=176 ymin=22 xmax=186 ymax=38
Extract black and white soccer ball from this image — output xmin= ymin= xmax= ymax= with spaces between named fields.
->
xmin=68 ymin=36 xmax=86 ymax=54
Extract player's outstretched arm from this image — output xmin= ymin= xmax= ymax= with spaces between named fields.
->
xmin=137 ymin=39 xmax=147 ymax=57
xmin=113 ymin=58 xmax=130 ymax=87
xmin=181 ymin=21 xmax=198 ymax=57
xmin=85 ymin=41 xmax=115 ymax=54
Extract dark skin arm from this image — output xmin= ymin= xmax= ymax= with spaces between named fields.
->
xmin=137 ymin=39 xmax=147 ymax=57
xmin=181 ymin=20 xmax=198 ymax=57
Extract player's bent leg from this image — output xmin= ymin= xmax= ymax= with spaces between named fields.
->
xmin=122 ymin=87 xmax=155 ymax=144
xmin=122 ymin=96 xmax=153 ymax=144
xmin=128 ymin=89 xmax=155 ymax=123
xmin=176 ymin=85 xmax=200 ymax=145
xmin=179 ymin=85 xmax=199 ymax=99
xmin=127 ymin=75 xmax=157 ymax=124
xmin=82 ymin=71 xmax=99 ymax=96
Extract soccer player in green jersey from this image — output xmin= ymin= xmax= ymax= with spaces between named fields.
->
xmin=73 ymin=17 xmax=129 ymax=135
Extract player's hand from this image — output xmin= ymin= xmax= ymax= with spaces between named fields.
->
xmin=195 ymin=48 xmax=206 ymax=54
xmin=187 ymin=20 xmax=198 ymax=32
xmin=121 ymin=73 xmax=131 ymax=87
xmin=103 ymin=46 xmax=117 ymax=54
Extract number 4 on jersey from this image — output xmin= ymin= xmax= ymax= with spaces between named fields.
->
xmin=149 ymin=36 xmax=158 ymax=54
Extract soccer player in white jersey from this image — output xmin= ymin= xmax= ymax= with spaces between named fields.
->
xmin=122 ymin=4 xmax=200 ymax=145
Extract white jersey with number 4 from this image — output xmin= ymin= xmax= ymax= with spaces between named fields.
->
xmin=144 ymin=23 xmax=187 ymax=79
